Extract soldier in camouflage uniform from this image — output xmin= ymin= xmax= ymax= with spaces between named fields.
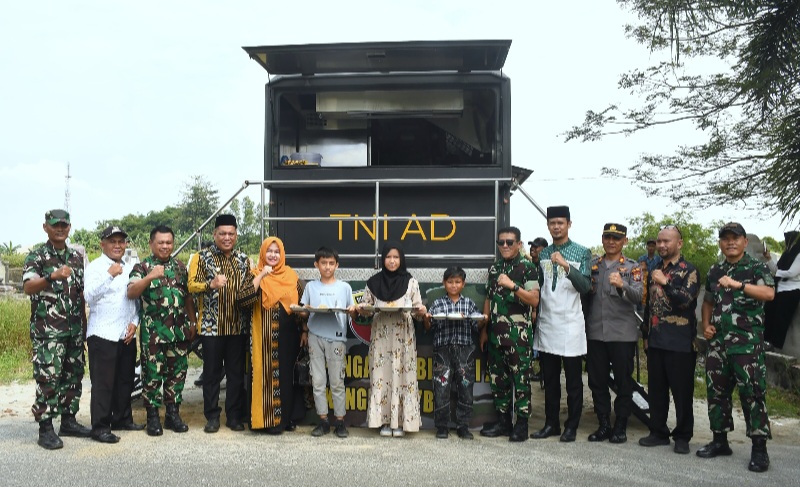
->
xmin=22 ymin=209 xmax=92 ymax=449
xmin=479 ymin=226 xmax=540 ymax=442
xmin=698 ymin=222 xmax=775 ymax=473
xmin=127 ymin=225 xmax=196 ymax=436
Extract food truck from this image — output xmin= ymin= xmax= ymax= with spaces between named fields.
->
xmin=242 ymin=40 xmax=534 ymax=427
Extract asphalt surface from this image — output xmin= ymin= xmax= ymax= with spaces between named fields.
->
xmin=2 ymin=369 xmax=799 ymax=487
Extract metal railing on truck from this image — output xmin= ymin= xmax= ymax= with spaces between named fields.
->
xmin=174 ymin=176 xmax=526 ymax=268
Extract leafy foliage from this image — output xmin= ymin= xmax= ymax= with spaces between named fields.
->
xmin=565 ymin=0 xmax=800 ymax=223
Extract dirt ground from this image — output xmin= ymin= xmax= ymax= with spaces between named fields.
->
xmin=3 ymin=366 xmax=799 ymax=446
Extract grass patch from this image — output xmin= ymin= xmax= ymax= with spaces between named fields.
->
xmin=0 ymin=296 xmax=32 ymax=383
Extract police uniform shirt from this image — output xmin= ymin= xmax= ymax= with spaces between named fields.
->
xmin=586 ymin=255 xmax=643 ymax=342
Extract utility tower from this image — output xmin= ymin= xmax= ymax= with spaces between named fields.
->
xmin=64 ymin=162 xmax=71 ymax=212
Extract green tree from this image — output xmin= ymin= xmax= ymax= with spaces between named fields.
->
xmin=565 ymin=0 xmax=800 ymax=223
xmin=0 ymin=241 xmax=21 ymax=256
xmin=180 ymin=175 xmax=220 ymax=236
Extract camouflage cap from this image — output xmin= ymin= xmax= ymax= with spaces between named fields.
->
xmin=45 ymin=209 xmax=70 ymax=225
xmin=100 ymin=225 xmax=128 ymax=240
xmin=719 ymin=222 xmax=746 ymax=238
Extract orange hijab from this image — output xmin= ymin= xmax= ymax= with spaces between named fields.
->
xmin=254 ymin=237 xmax=299 ymax=314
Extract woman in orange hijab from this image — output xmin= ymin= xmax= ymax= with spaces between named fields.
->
xmin=249 ymin=237 xmax=304 ymax=433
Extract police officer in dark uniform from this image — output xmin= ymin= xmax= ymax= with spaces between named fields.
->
xmin=585 ymin=223 xmax=643 ymax=444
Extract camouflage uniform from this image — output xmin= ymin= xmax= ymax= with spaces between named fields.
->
xmin=22 ymin=242 xmax=86 ymax=422
xmin=704 ymin=253 xmax=774 ymax=438
xmin=486 ymin=254 xmax=539 ymax=418
xmin=129 ymin=256 xmax=193 ymax=408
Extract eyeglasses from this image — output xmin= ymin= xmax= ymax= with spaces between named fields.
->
xmin=660 ymin=224 xmax=683 ymax=238
xmin=496 ymin=239 xmax=517 ymax=247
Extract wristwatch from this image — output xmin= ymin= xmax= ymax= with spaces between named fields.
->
xmin=44 ymin=273 xmax=55 ymax=284
xmin=512 ymin=284 xmax=520 ymax=292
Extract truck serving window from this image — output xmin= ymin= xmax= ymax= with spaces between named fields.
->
xmin=275 ymin=88 xmax=497 ymax=168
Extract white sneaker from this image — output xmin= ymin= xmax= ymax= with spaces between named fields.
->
xmin=392 ymin=428 xmax=405 ymax=437
xmin=379 ymin=425 xmax=392 ymax=437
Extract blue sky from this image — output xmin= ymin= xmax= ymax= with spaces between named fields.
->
xmin=0 ymin=1 xmax=791 ymax=250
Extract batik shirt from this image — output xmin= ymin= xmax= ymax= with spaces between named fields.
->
xmin=704 ymin=253 xmax=774 ymax=355
xmin=486 ymin=254 xmax=539 ymax=325
xmin=129 ymin=255 xmax=191 ymax=344
xmin=188 ymin=244 xmax=251 ymax=336
xmin=23 ymin=242 xmax=85 ymax=339
xmin=644 ymin=255 xmax=700 ymax=353
xmin=428 ymin=294 xmax=480 ymax=348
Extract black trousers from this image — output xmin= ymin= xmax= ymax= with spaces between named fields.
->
xmin=87 ymin=335 xmax=137 ymax=431
xmin=202 ymin=335 xmax=246 ymax=423
xmin=646 ymin=347 xmax=696 ymax=441
xmin=586 ymin=340 xmax=635 ymax=419
xmin=539 ymin=351 xmax=583 ymax=430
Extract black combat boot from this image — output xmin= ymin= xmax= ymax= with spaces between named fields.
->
xmin=748 ymin=436 xmax=769 ymax=473
xmin=146 ymin=407 xmax=163 ymax=437
xmin=59 ymin=414 xmax=91 ymax=437
xmin=609 ymin=417 xmax=628 ymax=444
xmin=509 ymin=418 xmax=529 ymax=442
xmin=38 ymin=419 xmax=63 ymax=450
xmin=480 ymin=411 xmax=512 ymax=437
xmin=588 ymin=414 xmax=612 ymax=442
xmin=696 ymin=432 xmax=733 ymax=458
xmin=164 ymin=404 xmax=189 ymax=433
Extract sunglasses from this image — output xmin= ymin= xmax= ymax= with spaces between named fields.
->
xmin=496 ymin=239 xmax=517 ymax=247
xmin=660 ymin=224 xmax=683 ymax=238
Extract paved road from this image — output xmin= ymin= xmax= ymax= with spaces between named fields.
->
xmin=2 ymin=369 xmax=798 ymax=487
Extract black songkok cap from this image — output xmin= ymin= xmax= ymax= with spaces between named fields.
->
xmin=214 ymin=214 xmax=238 ymax=228
xmin=546 ymin=206 xmax=570 ymax=220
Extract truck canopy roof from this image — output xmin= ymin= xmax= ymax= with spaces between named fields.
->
xmin=242 ymin=40 xmax=511 ymax=76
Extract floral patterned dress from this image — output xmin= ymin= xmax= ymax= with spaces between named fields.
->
xmin=363 ymin=278 xmax=422 ymax=431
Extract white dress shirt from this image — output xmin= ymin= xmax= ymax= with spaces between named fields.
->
xmin=85 ymin=253 xmax=139 ymax=341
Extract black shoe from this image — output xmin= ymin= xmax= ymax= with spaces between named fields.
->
xmin=639 ymin=434 xmax=670 ymax=447
xmin=559 ymin=427 xmax=577 ymax=443
xmin=530 ymin=372 xmax=542 ymax=382
xmin=266 ymin=426 xmax=284 ymax=435
xmin=696 ymin=441 xmax=732 ymax=458
xmin=480 ymin=412 xmax=512 ymax=437
xmin=608 ymin=417 xmax=628 ymax=444
xmin=91 ymin=429 xmax=120 ymax=444
xmin=312 ymin=421 xmax=331 ymax=437
xmin=146 ymin=408 xmax=163 ymax=437
xmin=38 ymin=421 xmax=63 ymax=450
xmin=509 ymin=420 xmax=529 ymax=442
xmin=59 ymin=415 xmax=91 ymax=438
xmin=456 ymin=426 xmax=474 ymax=440
xmin=674 ymin=439 xmax=690 ymax=454
xmin=284 ymin=420 xmax=297 ymax=432
xmin=164 ymin=404 xmax=189 ymax=433
xmin=334 ymin=421 xmax=349 ymax=438
xmin=749 ymin=438 xmax=769 ymax=473
xmin=436 ymin=427 xmax=449 ymax=439
xmin=111 ymin=421 xmax=145 ymax=431
xmin=588 ymin=415 xmax=612 ymax=442
xmin=194 ymin=372 xmax=205 ymax=387
xmin=226 ymin=421 xmax=245 ymax=431
xmin=531 ymin=424 xmax=561 ymax=439
xmin=204 ymin=417 xmax=220 ymax=434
